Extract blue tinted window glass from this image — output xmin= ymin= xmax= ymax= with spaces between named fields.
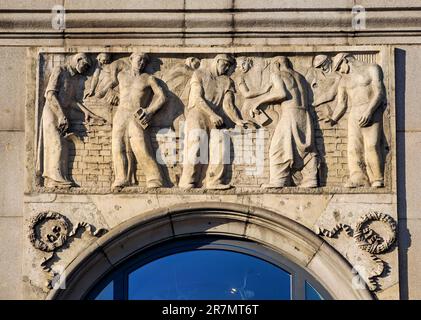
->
xmin=95 ymin=280 xmax=114 ymax=300
xmin=305 ymin=281 xmax=323 ymax=300
xmin=128 ymin=250 xmax=291 ymax=300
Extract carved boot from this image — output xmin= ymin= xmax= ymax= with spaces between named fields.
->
xmin=146 ymin=180 xmax=163 ymax=189
xmin=179 ymin=183 xmax=195 ymax=190
xmin=44 ymin=177 xmax=73 ymax=188
xmin=344 ymin=179 xmax=370 ymax=188
xmin=111 ymin=179 xmax=129 ymax=189
xmin=206 ymin=183 xmax=232 ymax=190
xmin=371 ymin=180 xmax=384 ymax=188
xmin=261 ymin=183 xmax=285 ymax=189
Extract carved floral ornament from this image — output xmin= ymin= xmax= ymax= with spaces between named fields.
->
xmin=34 ymin=51 xmax=389 ymax=193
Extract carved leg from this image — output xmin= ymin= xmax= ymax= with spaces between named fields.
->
xmin=265 ymin=120 xmax=290 ymax=188
xmin=205 ymin=129 xmax=231 ymax=190
xmin=362 ymin=120 xmax=384 ymax=187
xmin=299 ymin=152 xmax=319 ymax=188
xmin=179 ymin=114 xmax=208 ymax=189
xmin=111 ymin=109 xmax=130 ymax=188
xmin=42 ymin=106 xmax=72 ymax=187
xmin=346 ymin=116 xmax=370 ymax=187
xmin=128 ymin=120 xmax=163 ymax=188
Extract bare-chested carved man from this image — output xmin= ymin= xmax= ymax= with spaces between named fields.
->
xmin=251 ymin=56 xmax=319 ymax=188
xmin=325 ymin=53 xmax=386 ymax=188
xmin=103 ymin=53 xmax=167 ymax=189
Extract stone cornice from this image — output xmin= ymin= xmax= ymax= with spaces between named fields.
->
xmin=1 ymin=2 xmax=421 ymax=45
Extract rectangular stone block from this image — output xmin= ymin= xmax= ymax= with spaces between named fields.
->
xmin=397 ymin=132 xmax=421 ymax=220
xmin=0 ymin=47 xmax=27 ymax=130
xmin=0 ymin=132 xmax=24 ymax=217
xmin=395 ymin=45 xmax=421 ymax=131
xmin=0 ymin=217 xmax=22 ymax=299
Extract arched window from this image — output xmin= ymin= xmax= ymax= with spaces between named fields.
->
xmin=86 ymin=237 xmax=330 ymax=300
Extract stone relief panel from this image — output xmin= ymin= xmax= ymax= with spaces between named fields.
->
xmin=30 ymin=49 xmax=392 ymax=193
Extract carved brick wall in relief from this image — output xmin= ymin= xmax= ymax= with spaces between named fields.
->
xmin=31 ymin=49 xmax=392 ymax=193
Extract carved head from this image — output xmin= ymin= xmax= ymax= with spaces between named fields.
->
xmin=332 ymin=53 xmax=353 ymax=74
xmin=214 ymin=54 xmax=235 ymax=76
xmin=271 ymin=56 xmax=292 ymax=72
xmin=313 ymin=54 xmax=332 ymax=73
xmin=185 ymin=57 xmax=201 ymax=70
xmin=130 ymin=52 xmax=150 ymax=75
xmin=97 ymin=53 xmax=111 ymax=66
xmin=240 ymin=57 xmax=253 ymax=73
xmin=71 ymin=53 xmax=91 ymax=74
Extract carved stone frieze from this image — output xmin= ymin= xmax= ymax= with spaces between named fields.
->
xmin=30 ymin=48 xmax=391 ymax=194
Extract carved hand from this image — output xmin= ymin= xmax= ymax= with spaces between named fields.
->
xmin=322 ymin=116 xmax=337 ymax=126
xmin=210 ymin=114 xmax=223 ymax=127
xmin=105 ymin=89 xmax=119 ymax=106
xmin=249 ymin=106 xmax=261 ymax=118
xmin=235 ymin=119 xmax=252 ymax=129
xmin=57 ymin=115 xmax=68 ymax=135
xmin=359 ymin=110 xmax=373 ymax=127
xmin=140 ymin=110 xmax=153 ymax=126
xmin=84 ymin=90 xmax=94 ymax=100
xmin=83 ymin=110 xmax=106 ymax=125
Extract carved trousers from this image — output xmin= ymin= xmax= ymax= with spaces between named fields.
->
xmin=179 ymin=110 xmax=229 ymax=187
xmin=347 ymin=109 xmax=383 ymax=185
xmin=268 ymin=108 xmax=318 ymax=187
xmin=112 ymin=108 xmax=163 ymax=186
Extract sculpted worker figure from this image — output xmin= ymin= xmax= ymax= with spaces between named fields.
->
xmin=105 ymin=53 xmax=167 ymax=189
xmin=305 ymin=54 xmax=341 ymax=121
xmin=179 ymin=54 xmax=247 ymax=190
xmin=84 ymin=53 xmax=114 ymax=101
xmin=251 ymin=56 xmax=319 ymax=188
xmin=324 ymin=53 xmax=386 ymax=188
xmin=37 ymin=53 xmax=103 ymax=187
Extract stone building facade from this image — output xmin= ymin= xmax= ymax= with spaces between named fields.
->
xmin=0 ymin=0 xmax=419 ymax=300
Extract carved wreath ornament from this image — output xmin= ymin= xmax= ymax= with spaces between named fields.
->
xmin=28 ymin=211 xmax=108 ymax=289
xmin=29 ymin=211 xmax=107 ymax=252
xmin=28 ymin=211 xmax=71 ymax=252
xmin=353 ymin=211 xmax=396 ymax=254
xmin=315 ymin=211 xmax=397 ymax=291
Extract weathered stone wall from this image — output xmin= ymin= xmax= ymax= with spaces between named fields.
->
xmin=0 ymin=0 xmax=420 ymax=300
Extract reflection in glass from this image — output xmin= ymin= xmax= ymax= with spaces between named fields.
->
xmin=95 ymin=280 xmax=114 ymax=300
xmin=128 ymin=250 xmax=291 ymax=300
xmin=305 ymin=281 xmax=323 ymax=300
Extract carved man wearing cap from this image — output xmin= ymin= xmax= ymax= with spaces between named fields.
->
xmin=37 ymin=53 xmax=103 ymax=187
xmin=305 ymin=54 xmax=341 ymax=121
xmin=179 ymin=53 xmax=248 ymax=190
xmin=326 ymin=53 xmax=386 ymax=188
